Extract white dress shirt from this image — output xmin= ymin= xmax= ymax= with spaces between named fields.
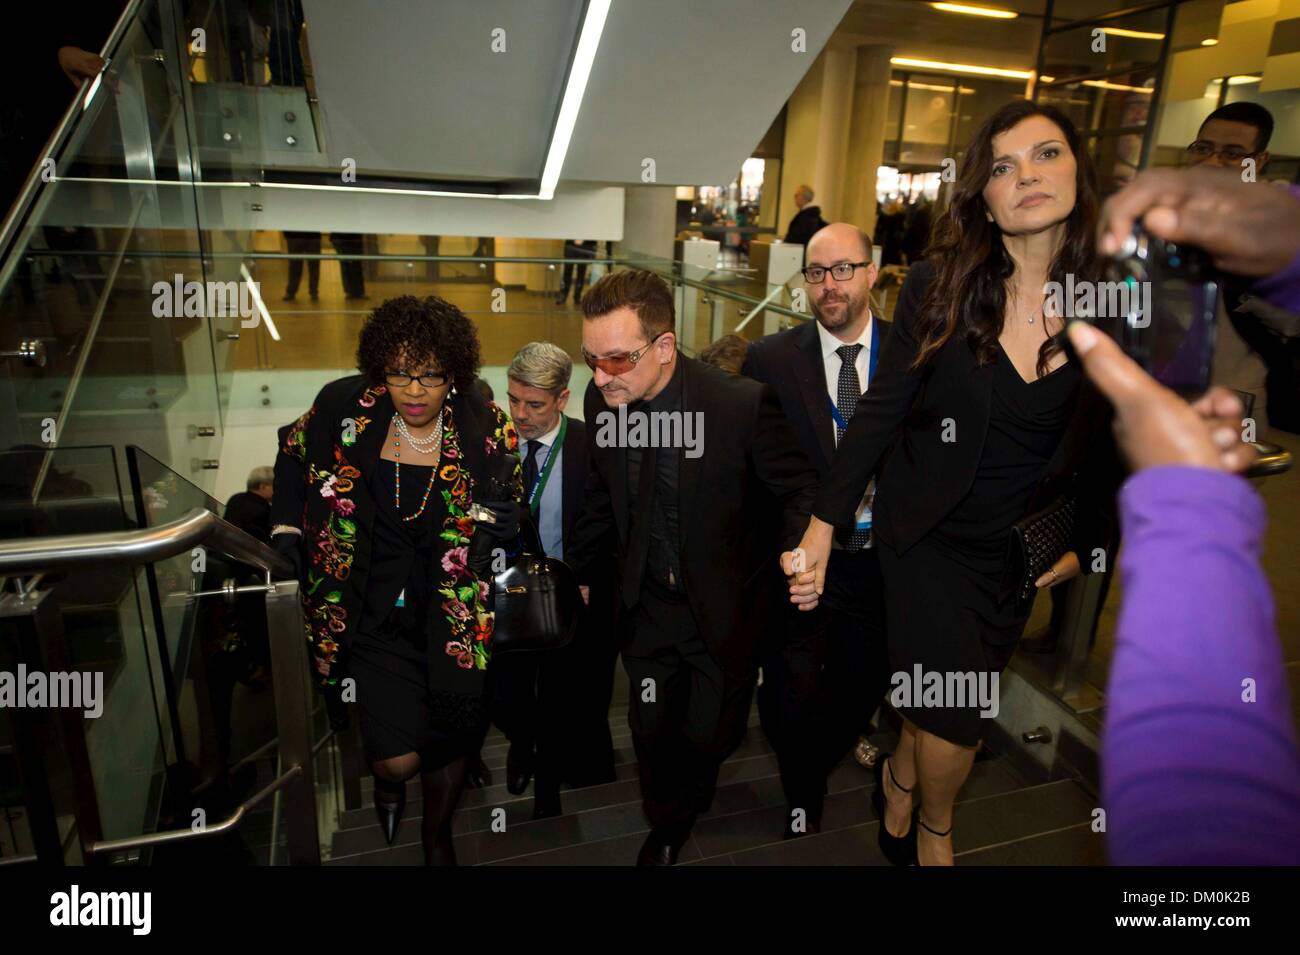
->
xmin=816 ymin=312 xmax=877 ymax=543
xmin=526 ymin=418 xmax=565 ymax=559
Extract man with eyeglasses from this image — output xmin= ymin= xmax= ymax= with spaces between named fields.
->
xmin=1185 ymin=101 xmax=1272 ymax=173
xmin=565 ymin=269 xmax=819 ymax=865
xmin=742 ymin=223 xmax=893 ymax=839
xmin=1186 ymin=101 xmax=1294 ymax=429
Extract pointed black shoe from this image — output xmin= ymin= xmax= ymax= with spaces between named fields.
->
xmin=871 ymin=756 xmax=918 ymax=866
xmin=636 ymin=831 xmax=681 ymax=866
xmin=373 ymin=780 xmax=406 ymax=846
xmin=532 ymin=784 xmax=562 ymax=820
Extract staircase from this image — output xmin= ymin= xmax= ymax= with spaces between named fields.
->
xmin=321 ymin=690 xmax=1107 ymax=867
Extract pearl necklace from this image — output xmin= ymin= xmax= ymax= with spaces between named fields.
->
xmin=393 ymin=409 xmax=443 ymax=455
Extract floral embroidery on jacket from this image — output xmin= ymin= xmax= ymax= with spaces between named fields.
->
xmin=436 ymin=403 xmax=520 ymax=671
xmin=283 ymin=381 xmax=519 ymax=686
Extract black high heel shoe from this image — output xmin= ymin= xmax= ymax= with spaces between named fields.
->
xmin=373 ymin=778 xmax=406 ymax=846
xmin=871 ymin=756 xmax=918 ymax=866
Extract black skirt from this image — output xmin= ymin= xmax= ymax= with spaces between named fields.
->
xmin=877 ymin=534 xmax=1025 ymax=747
xmin=348 ymin=614 xmax=484 ymax=770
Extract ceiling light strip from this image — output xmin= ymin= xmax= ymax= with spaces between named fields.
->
xmin=539 ymin=0 xmax=612 ymax=201
xmin=890 ymin=56 xmax=1033 ymax=79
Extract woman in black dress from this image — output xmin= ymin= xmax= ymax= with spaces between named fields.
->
xmin=271 ymin=295 xmax=523 ymax=865
xmin=785 ymin=101 xmax=1117 ymax=865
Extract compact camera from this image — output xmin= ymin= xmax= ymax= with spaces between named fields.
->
xmin=1103 ymin=224 xmax=1220 ymax=396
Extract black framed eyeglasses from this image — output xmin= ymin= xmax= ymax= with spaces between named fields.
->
xmin=384 ymin=370 xmax=448 ymax=388
xmin=1185 ymin=141 xmax=1254 ymax=163
xmin=581 ymin=331 xmax=668 ymax=375
xmin=802 ymin=261 xmax=871 ymax=284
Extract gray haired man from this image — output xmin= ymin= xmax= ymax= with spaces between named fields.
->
xmin=491 ymin=343 xmax=617 ymax=818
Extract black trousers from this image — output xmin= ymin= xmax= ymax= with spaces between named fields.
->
xmin=331 ymin=233 xmax=366 ymax=297
xmin=490 ymin=605 xmax=618 ymax=791
xmin=284 ymin=232 xmax=320 ymax=297
xmin=758 ymin=547 xmax=889 ymax=824
xmin=622 ymin=587 xmax=755 ymax=842
xmin=559 ymin=262 xmax=588 ymax=300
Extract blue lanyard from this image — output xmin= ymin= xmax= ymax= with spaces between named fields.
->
xmin=828 ymin=336 xmax=879 ymax=430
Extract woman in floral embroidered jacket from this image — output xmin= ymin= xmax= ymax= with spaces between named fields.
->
xmin=270 ymin=295 xmax=522 ymax=865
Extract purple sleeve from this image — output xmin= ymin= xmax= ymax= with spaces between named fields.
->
xmin=1102 ymin=466 xmax=1300 ymax=865
xmin=1249 ymin=184 xmax=1300 ymax=313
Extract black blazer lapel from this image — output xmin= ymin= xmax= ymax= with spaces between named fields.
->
xmin=794 ymin=322 xmax=836 ymax=470
xmin=679 ymin=358 xmax=705 ymax=541
xmin=560 ymin=414 xmax=586 ymax=544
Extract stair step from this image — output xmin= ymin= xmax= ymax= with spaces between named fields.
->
xmin=714 ymin=779 xmax=1099 ymax=866
xmin=332 ymin=737 xmax=780 ymax=859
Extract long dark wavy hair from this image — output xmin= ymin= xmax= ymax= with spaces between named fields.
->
xmin=912 ymin=99 xmax=1101 ymax=377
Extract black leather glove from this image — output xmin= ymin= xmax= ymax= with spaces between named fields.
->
xmin=272 ymin=532 xmax=303 ymax=581
xmin=472 ymin=501 xmax=522 ymax=541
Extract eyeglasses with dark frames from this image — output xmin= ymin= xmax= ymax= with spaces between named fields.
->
xmin=801 ymin=261 xmax=871 ymax=284
xmin=384 ymin=370 xmax=448 ymax=388
xmin=581 ymin=331 xmax=669 ymax=375
xmin=1185 ymin=141 xmax=1254 ymax=163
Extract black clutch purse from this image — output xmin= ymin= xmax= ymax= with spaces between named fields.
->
xmin=465 ymin=450 xmax=582 ymax=656
xmin=1007 ymin=494 xmax=1076 ymax=606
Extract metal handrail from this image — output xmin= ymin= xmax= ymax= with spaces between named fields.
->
xmin=0 ymin=506 xmax=291 ymax=579
xmin=84 ymin=765 xmax=303 ymax=857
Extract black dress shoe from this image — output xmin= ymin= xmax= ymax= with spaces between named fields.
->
xmin=374 ymin=782 xmax=406 ymax=846
xmin=636 ymin=831 xmax=681 ymax=866
xmin=506 ymin=741 xmax=533 ymax=795
xmin=532 ymin=786 xmax=562 ymax=820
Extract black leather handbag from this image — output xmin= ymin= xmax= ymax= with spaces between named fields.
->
xmin=490 ymin=514 xmax=583 ymax=656
xmin=1007 ymin=494 xmax=1077 ymax=607
xmin=466 ymin=450 xmax=582 ymax=656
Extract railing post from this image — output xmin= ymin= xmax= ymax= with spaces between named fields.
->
xmin=264 ymin=580 xmax=320 ymax=864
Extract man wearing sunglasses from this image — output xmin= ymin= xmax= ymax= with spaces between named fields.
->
xmin=743 ymin=224 xmax=893 ymax=839
xmin=565 ymin=269 xmax=819 ymax=865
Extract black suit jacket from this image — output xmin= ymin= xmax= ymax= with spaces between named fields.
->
xmin=813 ymin=259 xmax=1118 ymax=562
xmin=742 ymin=314 xmax=894 ymax=478
xmin=224 ymin=490 xmax=271 ymax=544
xmin=566 ymin=356 xmax=819 ymax=677
xmin=784 ymin=205 xmax=827 ymax=249
xmin=558 ymin=415 xmax=588 ymax=547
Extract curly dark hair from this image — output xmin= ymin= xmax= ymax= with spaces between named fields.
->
xmin=355 ymin=295 xmax=481 ymax=391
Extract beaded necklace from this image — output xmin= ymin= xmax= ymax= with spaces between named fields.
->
xmin=392 ymin=409 xmax=443 ymax=521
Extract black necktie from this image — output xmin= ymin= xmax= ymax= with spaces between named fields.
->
xmin=523 ymin=439 xmax=541 ymax=496
xmin=836 ymin=344 xmax=871 ymax=551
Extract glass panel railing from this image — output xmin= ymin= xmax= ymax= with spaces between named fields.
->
xmin=0 ymin=445 xmax=167 ymax=861
xmin=0 ymin=0 xmax=227 ymax=502
xmin=124 ymin=444 xmax=289 ymax=863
